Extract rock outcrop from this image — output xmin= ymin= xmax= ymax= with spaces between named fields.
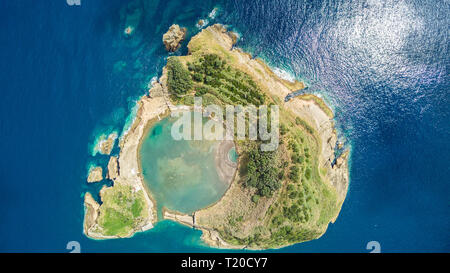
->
xmin=83 ymin=192 xmax=100 ymax=235
xmin=106 ymin=156 xmax=119 ymax=180
xmin=87 ymin=166 xmax=103 ymax=183
xmin=197 ymin=19 xmax=206 ymax=28
xmin=97 ymin=132 xmax=118 ymax=155
xmin=162 ymin=24 xmax=186 ymax=52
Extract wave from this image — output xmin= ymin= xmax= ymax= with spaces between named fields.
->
xmin=208 ymin=7 xmax=218 ymax=19
xmin=271 ymin=67 xmax=296 ymax=83
xmin=119 ymin=98 xmax=140 ymax=142
xmin=92 ymin=131 xmax=118 ymax=156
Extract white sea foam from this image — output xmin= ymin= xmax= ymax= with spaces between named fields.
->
xmin=208 ymin=7 xmax=218 ymax=19
xmin=119 ymin=99 xmax=140 ymax=141
xmin=271 ymin=67 xmax=296 ymax=83
xmin=231 ymin=29 xmax=241 ymax=40
xmin=147 ymin=76 xmax=157 ymax=89
xmin=92 ymin=131 xmax=118 ymax=156
xmin=196 ymin=19 xmax=209 ymax=29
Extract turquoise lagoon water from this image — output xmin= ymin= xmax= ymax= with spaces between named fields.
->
xmin=140 ymin=114 xmax=228 ymax=216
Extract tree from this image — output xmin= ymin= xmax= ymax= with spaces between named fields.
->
xmin=192 ymin=72 xmax=203 ymax=82
xmin=305 ymin=168 xmax=312 ymax=180
xmin=251 ymin=194 xmax=260 ymax=203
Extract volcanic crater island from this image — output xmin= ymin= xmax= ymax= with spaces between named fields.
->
xmin=84 ymin=24 xmax=349 ymax=249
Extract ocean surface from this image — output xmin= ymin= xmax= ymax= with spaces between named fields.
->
xmin=0 ymin=0 xmax=448 ymax=252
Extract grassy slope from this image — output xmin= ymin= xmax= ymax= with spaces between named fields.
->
xmin=94 ymin=184 xmax=149 ymax=237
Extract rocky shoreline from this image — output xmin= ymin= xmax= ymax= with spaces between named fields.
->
xmin=83 ymin=74 xmax=170 ymax=239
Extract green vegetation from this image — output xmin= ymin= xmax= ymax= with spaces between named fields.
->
xmin=167 ymin=57 xmax=193 ymax=96
xmin=96 ymin=185 xmax=149 ymax=237
xmin=183 ymin=54 xmax=265 ymax=106
xmin=246 ymin=147 xmax=280 ymax=197
xmin=217 ymin=109 xmax=340 ymax=248
xmin=251 ymin=194 xmax=260 ymax=203
xmin=289 ymin=165 xmax=300 ymax=181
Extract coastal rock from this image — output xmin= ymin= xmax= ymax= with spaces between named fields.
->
xmin=124 ymin=26 xmax=134 ymax=36
xmin=106 ymin=156 xmax=119 ymax=180
xmin=83 ymin=192 xmax=100 ymax=235
xmin=197 ymin=19 xmax=206 ymax=29
xmin=149 ymin=81 xmax=164 ymax=98
xmin=87 ymin=166 xmax=103 ymax=183
xmin=96 ymin=132 xmax=118 ymax=155
xmin=162 ymin=24 xmax=186 ymax=52
xmin=227 ymin=31 xmax=238 ymax=45
xmin=335 ymin=156 xmax=344 ymax=168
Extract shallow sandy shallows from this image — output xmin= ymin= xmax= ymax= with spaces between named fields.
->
xmin=215 ymin=140 xmax=238 ymax=186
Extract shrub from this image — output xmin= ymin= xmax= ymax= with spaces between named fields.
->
xmin=287 ymin=184 xmax=294 ymax=192
xmin=289 ymin=165 xmax=300 ymax=181
xmin=289 ymin=191 xmax=297 ymax=199
xmin=305 ymin=168 xmax=312 ymax=180
xmin=280 ymin=123 xmax=288 ymax=135
xmin=192 ymin=72 xmax=203 ymax=82
xmin=252 ymin=194 xmax=260 ymax=203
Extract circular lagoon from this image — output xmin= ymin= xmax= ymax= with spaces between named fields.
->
xmin=139 ymin=114 xmax=236 ymax=215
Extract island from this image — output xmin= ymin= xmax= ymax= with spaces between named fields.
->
xmin=163 ymin=24 xmax=187 ymax=52
xmin=83 ymin=24 xmax=349 ymax=249
xmin=94 ymin=132 xmax=118 ymax=155
xmin=87 ymin=166 xmax=103 ymax=183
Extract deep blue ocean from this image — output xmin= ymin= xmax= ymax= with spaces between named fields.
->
xmin=0 ymin=0 xmax=448 ymax=252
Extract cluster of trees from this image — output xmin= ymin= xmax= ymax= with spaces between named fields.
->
xmin=187 ymin=54 xmax=265 ymax=105
xmin=246 ymin=148 xmax=280 ymax=197
xmin=283 ymin=203 xmax=311 ymax=223
xmin=287 ymin=137 xmax=314 ymax=183
xmin=294 ymin=116 xmax=314 ymax=135
xmin=188 ymin=54 xmax=225 ymax=80
xmin=167 ymin=57 xmax=193 ymax=95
